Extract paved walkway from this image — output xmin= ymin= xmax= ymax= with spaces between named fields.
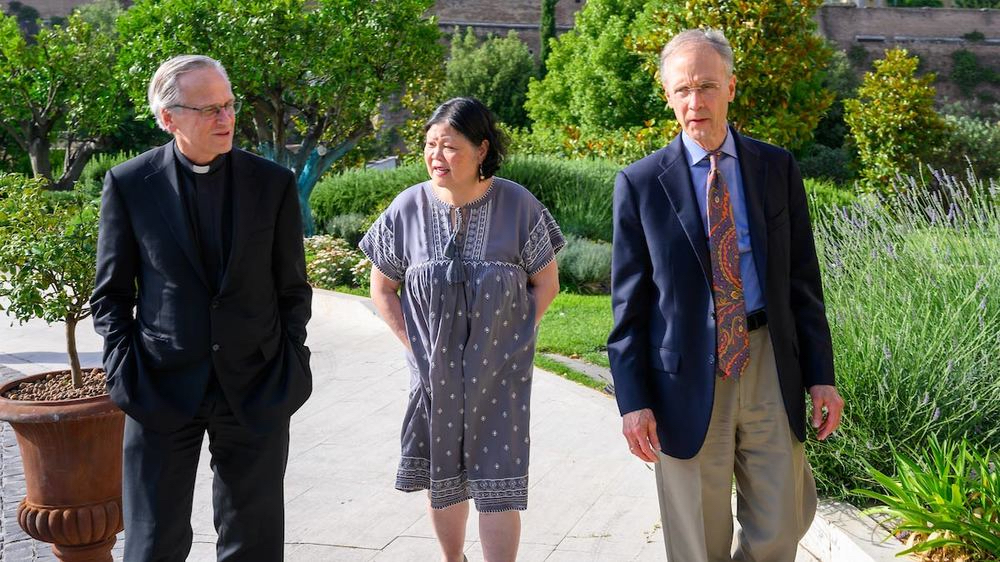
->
xmin=0 ymin=290 xmax=819 ymax=561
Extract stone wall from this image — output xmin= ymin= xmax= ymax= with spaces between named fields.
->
xmin=10 ymin=0 xmax=102 ymax=18
xmin=817 ymin=4 xmax=1000 ymax=101
xmin=13 ymin=0 xmax=587 ymax=58
xmin=431 ymin=0 xmax=586 ymax=56
xmin=18 ymin=1 xmax=997 ymax=103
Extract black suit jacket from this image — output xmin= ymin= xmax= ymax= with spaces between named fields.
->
xmin=91 ymin=142 xmax=312 ymax=433
xmin=607 ymin=129 xmax=834 ymax=459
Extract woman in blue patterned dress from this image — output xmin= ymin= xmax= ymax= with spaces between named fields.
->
xmin=360 ymin=98 xmax=563 ymax=562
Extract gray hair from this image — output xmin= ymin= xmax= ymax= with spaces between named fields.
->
xmin=659 ymin=28 xmax=734 ymax=80
xmin=147 ymin=55 xmax=229 ymax=131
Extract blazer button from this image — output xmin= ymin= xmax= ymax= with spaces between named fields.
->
xmin=212 ymin=343 xmax=221 ymax=352
xmin=708 ymin=354 xmax=715 ymax=365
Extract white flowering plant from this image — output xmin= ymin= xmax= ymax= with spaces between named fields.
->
xmin=304 ymin=235 xmax=369 ymax=290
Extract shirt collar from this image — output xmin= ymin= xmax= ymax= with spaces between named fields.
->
xmin=681 ymin=127 xmax=737 ymax=168
xmin=173 ymin=142 xmax=228 ymax=175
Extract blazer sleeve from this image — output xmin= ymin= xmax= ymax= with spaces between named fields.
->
xmin=786 ymin=156 xmax=835 ymax=388
xmin=91 ymin=170 xmax=139 ymax=356
xmin=272 ymin=174 xmax=312 ymax=346
xmin=607 ymin=170 xmax=655 ymax=415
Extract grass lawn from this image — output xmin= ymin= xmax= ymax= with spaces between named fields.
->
xmin=536 ymin=292 xmax=612 ymax=368
xmin=330 ymin=286 xmax=614 ymax=370
xmin=331 ymin=284 xmax=370 ymax=297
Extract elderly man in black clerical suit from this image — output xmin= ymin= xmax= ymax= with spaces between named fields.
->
xmin=91 ymin=55 xmax=312 ymax=561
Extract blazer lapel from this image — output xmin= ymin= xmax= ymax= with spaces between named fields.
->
xmin=733 ymin=129 xmax=769 ymax=298
xmin=658 ymin=136 xmax=712 ymax=286
xmin=220 ymin=148 xmax=262 ymax=290
xmin=145 ymin=143 xmax=211 ymax=289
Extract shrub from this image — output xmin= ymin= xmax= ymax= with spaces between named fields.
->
xmin=933 ymin=114 xmax=1000 ymax=182
xmin=955 ymin=0 xmax=1000 ymax=7
xmin=311 ymin=155 xmax=620 ymax=242
xmin=962 ymin=30 xmax=985 ymax=43
xmin=444 ymin=28 xmax=534 ymax=128
xmin=514 ymin=122 xmax=676 ymax=166
xmin=798 ymin=144 xmax=855 ymax=185
xmin=857 ymin=437 xmax=999 ymax=560
xmin=76 ymin=150 xmax=139 ymax=199
xmin=311 ymin=163 xmax=428 ymax=222
xmin=501 ymin=156 xmax=617 ymax=242
xmin=525 ymin=0 xmax=660 ymax=138
xmin=321 ymin=213 xmax=368 ymax=247
xmin=811 ymin=49 xmax=859 ymax=154
xmin=303 ymin=235 xmax=368 ymax=289
xmin=950 ymin=49 xmax=999 ymax=97
xmin=350 ymin=256 xmax=372 ymax=290
xmin=847 ymin=45 xmax=868 ymax=69
xmin=556 ymin=235 xmax=612 ymax=294
xmin=806 ymin=170 xmax=1000 ymax=501
xmin=803 ymin=177 xmax=856 ymax=220
xmin=844 ymin=48 xmax=948 ymax=194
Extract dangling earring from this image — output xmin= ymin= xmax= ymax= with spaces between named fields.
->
xmin=478 ymin=163 xmax=485 ymax=181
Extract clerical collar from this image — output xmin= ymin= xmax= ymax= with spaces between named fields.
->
xmin=173 ymin=143 xmax=229 ymax=175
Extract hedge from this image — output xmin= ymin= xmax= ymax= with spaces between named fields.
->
xmin=310 ymin=155 xmax=619 ymax=242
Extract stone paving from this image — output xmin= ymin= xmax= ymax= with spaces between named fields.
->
xmin=0 ymin=290 xmax=822 ymax=561
xmin=0 ymin=365 xmax=59 ymax=562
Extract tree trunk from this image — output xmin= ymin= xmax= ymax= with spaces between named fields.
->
xmin=294 ymin=128 xmax=371 ymax=237
xmin=65 ymin=317 xmax=83 ymax=389
xmin=27 ymin=133 xmax=53 ymax=184
xmin=54 ymin=141 xmax=98 ymax=191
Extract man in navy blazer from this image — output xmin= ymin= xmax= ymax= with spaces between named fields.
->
xmin=91 ymin=55 xmax=312 ymax=561
xmin=608 ymin=29 xmax=844 ymax=561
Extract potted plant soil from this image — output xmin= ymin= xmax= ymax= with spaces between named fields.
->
xmin=0 ymin=174 xmax=123 ymax=562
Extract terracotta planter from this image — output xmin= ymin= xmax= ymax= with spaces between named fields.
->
xmin=0 ymin=372 xmax=124 ymax=562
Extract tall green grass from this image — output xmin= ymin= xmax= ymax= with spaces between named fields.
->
xmin=808 ymin=170 xmax=1000 ymax=501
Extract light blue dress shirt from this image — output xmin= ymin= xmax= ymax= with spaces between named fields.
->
xmin=681 ymin=130 xmax=765 ymax=312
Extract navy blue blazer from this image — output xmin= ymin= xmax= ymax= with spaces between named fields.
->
xmin=607 ymin=128 xmax=835 ymax=459
xmin=91 ymin=142 xmax=313 ymax=433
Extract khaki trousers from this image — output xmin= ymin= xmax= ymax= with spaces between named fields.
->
xmin=654 ymin=329 xmax=817 ymax=562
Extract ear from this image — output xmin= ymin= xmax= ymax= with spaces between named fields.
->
xmin=160 ymin=107 xmax=178 ymax=133
xmin=478 ymin=139 xmax=489 ymax=162
xmin=727 ymin=75 xmax=736 ymax=102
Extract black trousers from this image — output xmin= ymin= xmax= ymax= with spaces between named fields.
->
xmin=122 ymin=379 xmax=290 ymax=562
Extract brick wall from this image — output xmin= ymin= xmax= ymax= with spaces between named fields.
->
xmin=817 ymin=5 xmax=1000 ymax=101
xmin=11 ymin=0 xmax=99 ymax=18
xmin=433 ymin=0 xmax=583 ymax=26
xmin=431 ymin=0 xmax=586 ymax=56
xmin=18 ymin=1 xmax=996 ymax=103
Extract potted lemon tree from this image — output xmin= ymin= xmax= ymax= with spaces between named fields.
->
xmin=0 ymin=173 xmax=123 ymax=562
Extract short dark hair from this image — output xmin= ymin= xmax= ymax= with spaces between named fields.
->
xmin=424 ymin=97 xmax=507 ymax=178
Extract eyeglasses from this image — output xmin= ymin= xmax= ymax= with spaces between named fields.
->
xmin=169 ymin=100 xmax=242 ymax=118
xmin=671 ymin=82 xmax=722 ymax=100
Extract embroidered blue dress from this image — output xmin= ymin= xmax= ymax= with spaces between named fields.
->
xmin=359 ymin=177 xmax=564 ymax=512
